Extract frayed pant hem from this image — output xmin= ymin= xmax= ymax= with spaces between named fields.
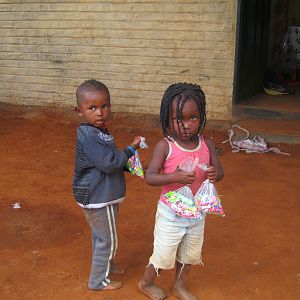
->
xmin=176 ymin=258 xmax=204 ymax=267
xmin=146 ymin=261 xmax=174 ymax=276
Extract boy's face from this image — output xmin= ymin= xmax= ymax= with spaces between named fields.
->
xmin=171 ymin=99 xmax=200 ymax=140
xmin=77 ymin=89 xmax=111 ymax=129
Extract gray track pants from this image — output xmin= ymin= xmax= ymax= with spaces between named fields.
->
xmin=83 ymin=203 xmax=119 ymax=290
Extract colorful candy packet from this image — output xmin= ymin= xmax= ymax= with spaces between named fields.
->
xmin=194 ymin=179 xmax=225 ymax=217
xmin=161 ymin=156 xmax=201 ymax=218
xmin=127 ymin=137 xmax=147 ymax=179
xmin=162 ymin=188 xmax=202 ymax=218
xmin=127 ymin=150 xmax=144 ymax=179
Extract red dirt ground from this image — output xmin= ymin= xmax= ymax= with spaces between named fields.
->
xmin=0 ymin=104 xmax=299 ymax=300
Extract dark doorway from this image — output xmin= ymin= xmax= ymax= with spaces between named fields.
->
xmin=234 ymin=0 xmax=272 ymax=103
xmin=233 ymin=0 xmax=300 ymax=121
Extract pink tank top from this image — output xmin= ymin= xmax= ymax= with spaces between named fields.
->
xmin=160 ymin=136 xmax=210 ymax=200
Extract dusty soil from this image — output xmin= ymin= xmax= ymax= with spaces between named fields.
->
xmin=0 ymin=104 xmax=299 ymax=300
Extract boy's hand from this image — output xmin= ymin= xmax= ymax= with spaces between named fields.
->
xmin=130 ymin=136 xmax=142 ymax=150
xmin=206 ymin=166 xmax=217 ymax=182
xmin=173 ymin=168 xmax=195 ymax=185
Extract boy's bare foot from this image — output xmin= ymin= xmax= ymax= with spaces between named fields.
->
xmin=110 ymin=265 xmax=125 ymax=275
xmin=102 ymin=280 xmax=122 ymax=290
xmin=172 ymin=284 xmax=198 ymax=300
xmin=138 ymin=281 xmax=168 ymax=300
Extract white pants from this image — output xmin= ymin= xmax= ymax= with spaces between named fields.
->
xmin=149 ymin=201 xmax=206 ymax=270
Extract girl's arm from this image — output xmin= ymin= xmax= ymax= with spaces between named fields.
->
xmin=145 ymin=139 xmax=195 ymax=186
xmin=204 ymin=137 xmax=224 ymax=182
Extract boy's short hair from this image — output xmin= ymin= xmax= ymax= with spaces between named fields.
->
xmin=76 ymin=79 xmax=110 ymax=106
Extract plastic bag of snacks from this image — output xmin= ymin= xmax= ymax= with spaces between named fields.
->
xmin=127 ymin=137 xmax=148 ymax=179
xmin=194 ymin=179 xmax=225 ymax=216
xmin=127 ymin=150 xmax=144 ymax=179
xmin=162 ymin=188 xmax=201 ymax=218
xmin=161 ymin=156 xmax=201 ymax=218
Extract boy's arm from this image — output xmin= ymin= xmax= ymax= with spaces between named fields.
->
xmin=145 ymin=139 xmax=195 ymax=186
xmin=83 ymin=137 xmax=131 ymax=174
xmin=204 ymin=136 xmax=224 ymax=181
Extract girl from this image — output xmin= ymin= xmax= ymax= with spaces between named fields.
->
xmin=139 ymin=83 xmax=224 ymax=300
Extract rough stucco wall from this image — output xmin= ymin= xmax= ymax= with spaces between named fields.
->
xmin=0 ymin=0 xmax=236 ymax=120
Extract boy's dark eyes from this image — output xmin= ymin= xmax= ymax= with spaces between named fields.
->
xmin=88 ymin=103 xmax=110 ymax=110
xmin=102 ymin=103 xmax=110 ymax=109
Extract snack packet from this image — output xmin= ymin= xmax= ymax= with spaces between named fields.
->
xmin=162 ymin=188 xmax=201 ymax=218
xmin=161 ymin=156 xmax=201 ymax=218
xmin=127 ymin=150 xmax=144 ymax=179
xmin=194 ymin=179 xmax=225 ymax=216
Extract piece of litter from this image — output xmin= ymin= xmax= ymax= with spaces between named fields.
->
xmin=222 ymin=124 xmax=290 ymax=155
xmin=12 ymin=202 xmax=21 ymax=209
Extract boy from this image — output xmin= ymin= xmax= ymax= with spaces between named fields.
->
xmin=72 ymin=79 xmax=141 ymax=290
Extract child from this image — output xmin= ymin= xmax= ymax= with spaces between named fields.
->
xmin=139 ymin=83 xmax=224 ymax=300
xmin=72 ymin=79 xmax=141 ymax=291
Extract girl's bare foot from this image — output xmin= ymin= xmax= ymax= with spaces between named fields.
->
xmin=138 ymin=281 xmax=168 ymax=300
xmin=172 ymin=284 xmax=197 ymax=300
xmin=110 ymin=265 xmax=125 ymax=275
xmin=102 ymin=280 xmax=122 ymax=290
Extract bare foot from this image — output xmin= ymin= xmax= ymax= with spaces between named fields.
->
xmin=110 ymin=265 xmax=125 ymax=275
xmin=102 ymin=280 xmax=122 ymax=290
xmin=138 ymin=281 xmax=168 ymax=300
xmin=172 ymin=284 xmax=198 ymax=300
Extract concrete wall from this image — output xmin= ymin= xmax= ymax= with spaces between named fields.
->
xmin=0 ymin=0 xmax=237 ymax=120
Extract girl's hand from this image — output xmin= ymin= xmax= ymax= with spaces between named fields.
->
xmin=206 ymin=166 xmax=217 ymax=182
xmin=203 ymin=137 xmax=224 ymax=182
xmin=130 ymin=136 xmax=142 ymax=150
xmin=173 ymin=168 xmax=195 ymax=185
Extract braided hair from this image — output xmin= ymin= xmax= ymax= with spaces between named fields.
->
xmin=76 ymin=79 xmax=110 ymax=106
xmin=160 ymin=83 xmax=206 ymax=138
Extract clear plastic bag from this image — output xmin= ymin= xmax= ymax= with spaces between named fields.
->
xmin=139 ymin=137 xmax=148 ymax=149
xmin=194 ymin=179 xmax=225 ymax=216
xmin=127 ymin=150 xmax=144 ymax=179
xmin=161 ymin=156 xmax=201 ymax=218
xmin=223 ymin=124 xmax=290 ymax=155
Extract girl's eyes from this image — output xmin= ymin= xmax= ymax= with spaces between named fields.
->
xmin=173 ymin=116 xmax=199 ymax=121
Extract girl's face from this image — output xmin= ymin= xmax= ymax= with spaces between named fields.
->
xmin=171 ymin=99 xmax=201 ymax=140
